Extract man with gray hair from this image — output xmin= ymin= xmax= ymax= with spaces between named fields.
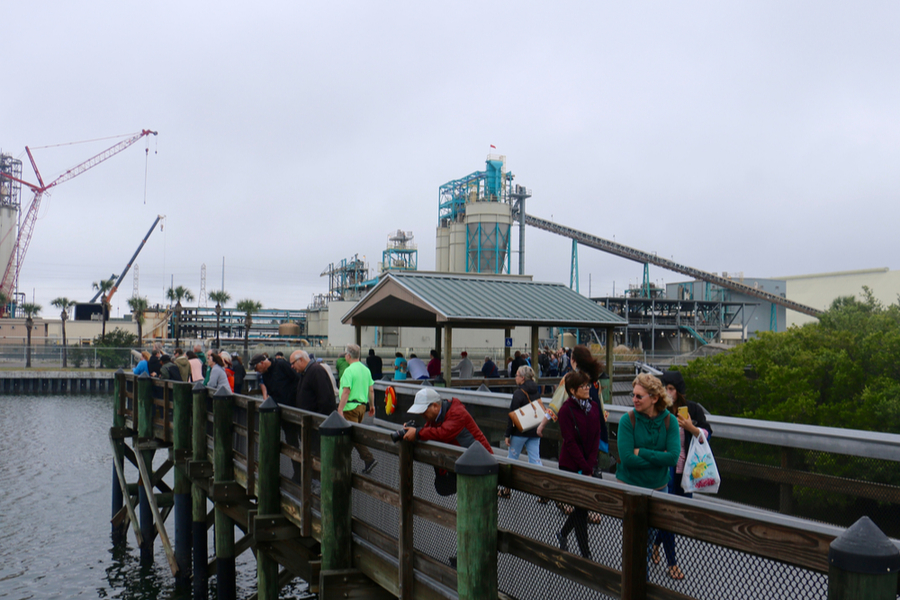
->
xmin=290 ymin=349 xmax=336 ymax=415
xmin=338 ymin=344 xmax=377 ymax=473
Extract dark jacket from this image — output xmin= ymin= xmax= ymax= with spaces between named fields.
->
xmin=148 ymin=354 xmax=162 ymax=377
xmin=558 ymin=396 xmax=602 ymax=474
xmin=365 ymin=354 xmax=383 ymax=379
xmin=417 ymin=399 xmax=492 ymax=453
xmin=160 ymin=362 xmax=182 ymax=382
xmin=232 ymin=362 xmax=246 ymax=394
xmin=506 ymin=380 xmax=542 ymax=438
xmin=481 ymin=359 xmax=499 ymax=378
xmin=669 ymin=400 xmax=712 ymax=473
xmin=296 ymin=361 xmax=337 ymax=415
xmin=263 ymin=358 xmax=299 ymax=406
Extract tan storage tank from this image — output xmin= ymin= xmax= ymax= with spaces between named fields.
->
xmin=278 ymin=322 xmax=301 ymax=337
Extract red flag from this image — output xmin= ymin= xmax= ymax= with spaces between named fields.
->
xmin=490 ymin=144 xmax=496 ymax=149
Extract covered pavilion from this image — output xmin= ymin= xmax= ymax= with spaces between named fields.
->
xmin=341 ymin=271 xmax=627 ymax=383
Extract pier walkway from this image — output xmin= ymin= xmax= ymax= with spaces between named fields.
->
xmin=109 ymin=373 xmax=900 ymax=600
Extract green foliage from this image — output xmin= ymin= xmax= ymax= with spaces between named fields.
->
xmin=680 ymin=288 xmax=900 ymax=434
xmin=209 ymin=290 xmax=231 ymax=306
xmin=92 ymin=328 xmax=139 ymax=368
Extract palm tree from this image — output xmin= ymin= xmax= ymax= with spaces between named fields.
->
xmin=166 ymin=285 xmax=195 ymax=348
xmin=235 ymin=298 xmax=262 ymax=361
xmin=127 ymin=296 xmax=149 ymax=346
xmin=0 ymin=291 xmax=9 ymax=316
xmin=21 ymin=303 xmax=41 ymax=368
xmin=208 ymin=290 xmax=231 ymax=349
xmin=92 ymin=274 xmax=117 ymax=342
xmin=50 ymin=297 xmax=75 ymax=368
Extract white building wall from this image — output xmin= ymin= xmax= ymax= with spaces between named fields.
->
xmin=782 ymin=268 xmax=900 ymax=327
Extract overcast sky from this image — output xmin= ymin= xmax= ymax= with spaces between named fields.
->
xmin=2 ymin=2 xmax=898 ymax=319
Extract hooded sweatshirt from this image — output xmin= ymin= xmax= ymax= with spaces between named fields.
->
xmin=616 ymin=409 xmax=679 ymax=490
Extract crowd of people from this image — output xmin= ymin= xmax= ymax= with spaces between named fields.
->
xmin=132 ymin=339 xmax=709 ymax=579
xmin=132 ymin=342 xmax=247 ymax=394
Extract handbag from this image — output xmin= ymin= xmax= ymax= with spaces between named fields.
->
xmin=509 ymin=399 xmax=544 ymax=432
xmin=681 ymin=431 xmax=720 ymax=494
xmin=547 ymin=382 xmax=567 ymax=419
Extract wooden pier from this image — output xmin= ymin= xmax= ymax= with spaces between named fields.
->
xmin=108 ymin=372 xmax=900 ymax=600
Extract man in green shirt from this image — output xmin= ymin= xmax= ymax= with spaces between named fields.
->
xmin=338 ymin=344 xmax=377 ymax=474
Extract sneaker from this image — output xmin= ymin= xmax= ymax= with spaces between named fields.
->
xmin=362 ymin=459 xmax=378 ymax=474
xmin=556 ymin=532 xmax=568 ymax=553
xmin=448 ymin=555 xmax=457 ymax=569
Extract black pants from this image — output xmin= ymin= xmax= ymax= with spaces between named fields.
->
xmin=559 ymin=466 xmax=590 ymax=558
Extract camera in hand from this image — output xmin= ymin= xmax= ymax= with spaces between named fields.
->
xmin=390 ymin=420 xmax=417 ymax=443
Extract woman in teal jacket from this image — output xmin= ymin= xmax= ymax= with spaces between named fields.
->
xmin=616 ymin=373 xmax=680 ymax=491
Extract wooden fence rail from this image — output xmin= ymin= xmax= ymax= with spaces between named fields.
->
xmin=109 ymin=372 xmax=899 ymax=600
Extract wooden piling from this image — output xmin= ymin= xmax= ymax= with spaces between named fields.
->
xmin=192 ymin=382 xmax=210 ymax=600
xmin=111 ymin=370 xmax=126 ymax=540
xmin=318 ymin=411 xmax=353 ymax=572
xmin=137 ymin=373 xmax=155 ymax=564
xmin=256 ymin=397 xmax=281 ymax=600
xmin=213 ymin=385 xmax=236 ymax=600
xmin=455 ymin=443 xmax=499 ymax=600
xmin=828 ymin=517 xmax=900 ymax=600
xmin=173 ymin=382 xmax=193 ymax=586
xmin=621 ymin=492 xmax=649 ymax=600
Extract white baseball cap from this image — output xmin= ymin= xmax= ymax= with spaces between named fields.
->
xmin=407 ymin=388 xmax=441 ymax=414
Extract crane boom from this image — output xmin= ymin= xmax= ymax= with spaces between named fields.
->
xmin=90 ymin=215 xmax=164 ymax=304
xmin=520 ymin=212 xmax=823 ymax=318
xmin=0 ymin=129 xmax=158 ymax=299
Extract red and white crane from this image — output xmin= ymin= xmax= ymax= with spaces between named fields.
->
xmin=0 ymin=129 xmax=157 ymax=301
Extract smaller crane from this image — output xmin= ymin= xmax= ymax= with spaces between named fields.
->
xmin=90 ymin=215 xmax=165 ymax=306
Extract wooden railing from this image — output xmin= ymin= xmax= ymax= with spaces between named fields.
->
xmin=110 ymin=372 xmax=900 ymax=600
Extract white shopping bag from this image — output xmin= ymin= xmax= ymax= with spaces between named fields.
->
xmin=681 ymin=431 xmax=721 ymax=494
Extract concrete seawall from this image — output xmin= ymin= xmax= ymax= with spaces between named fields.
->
xmin=0 ymin=371 xmax=115 ymax=394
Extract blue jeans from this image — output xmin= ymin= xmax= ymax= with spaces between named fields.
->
xmin=653 ymin=468 xmax=692 ymax=566
xmin=507 ymin=435 xmax=542 ymax=465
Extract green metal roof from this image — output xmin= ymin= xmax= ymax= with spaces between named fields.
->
xmin=342 ymin=272 xmax=627 ymax=328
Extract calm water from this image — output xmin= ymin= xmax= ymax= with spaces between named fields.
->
xmin=0 ymin=394 xmax=312 ymax=600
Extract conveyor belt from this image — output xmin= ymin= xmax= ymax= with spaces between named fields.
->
xmin=520 ymin=213 xmax=822 ymax=318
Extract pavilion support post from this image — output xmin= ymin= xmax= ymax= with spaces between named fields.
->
xmin=442 ymin=326 xmax=452 ymax=385
xmin=434 ymin=327 xmax=442 ymax=368
xmin=455 ymin=443 xmax=499 ymax=600
xmin=530 ymin=326 xmax=539 ymax=375
xmin=173 ymin=382 xmax=193 ymax=586
xmin=606 ymin=326 xmax=615 ymax=380
xmin=213 ymin=385 xmax=236 ymax=600
xmin=137 ymin=373 xmax=155 ymax=565
xmin=503 ymin=328 xmax=511 ymax=372
xmin=192 ymin=382 xmax=210 ymax=600
xmin=355 ymin=326 xmax=361 ymax=348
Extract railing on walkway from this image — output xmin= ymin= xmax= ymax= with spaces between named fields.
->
xmin=110 ymin=373 xmax=900 ymax=600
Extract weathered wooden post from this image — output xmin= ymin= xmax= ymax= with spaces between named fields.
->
xmin=828 ymin=517 xmax=900 ymax=600
xmin=256 ymin=397 xmax=281 ymax=600
xmin=621 ymin=492 xmax=649 ymax=600
xmin=192 ymin=382 xmax=210 ymax=600
xmin=319 ymin=411 xmax=353 ymax=571
xmin=212 ymin=385 xmax=236 ymax=600
xmin=137 ymin=372 xmax=155 ymax=564
xmin=455 ymin=443 xmax=499 ymax=600
xmin=111 ymin=369 xmax=126 ymax=540
xmin=173 ymin=382 xmax=193 ymax=586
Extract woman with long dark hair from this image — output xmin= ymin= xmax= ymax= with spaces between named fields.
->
xmin=555 ymin=371 xmax=602 ymax=559
xmin=650 ymin=370 xmax=712 ymax=580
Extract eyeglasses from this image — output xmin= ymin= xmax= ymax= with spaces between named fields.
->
xmin=632 ymin=393 xmax=647 ymax=400
xmin=579 ymin=384 xmax=591 ymax=389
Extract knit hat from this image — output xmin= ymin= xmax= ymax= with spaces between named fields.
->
xmin=660 ymin=370 xmax=686 ymax=395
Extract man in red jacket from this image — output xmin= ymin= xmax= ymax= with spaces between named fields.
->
xmin=402 ymin=388 xmax=492 ymax=453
